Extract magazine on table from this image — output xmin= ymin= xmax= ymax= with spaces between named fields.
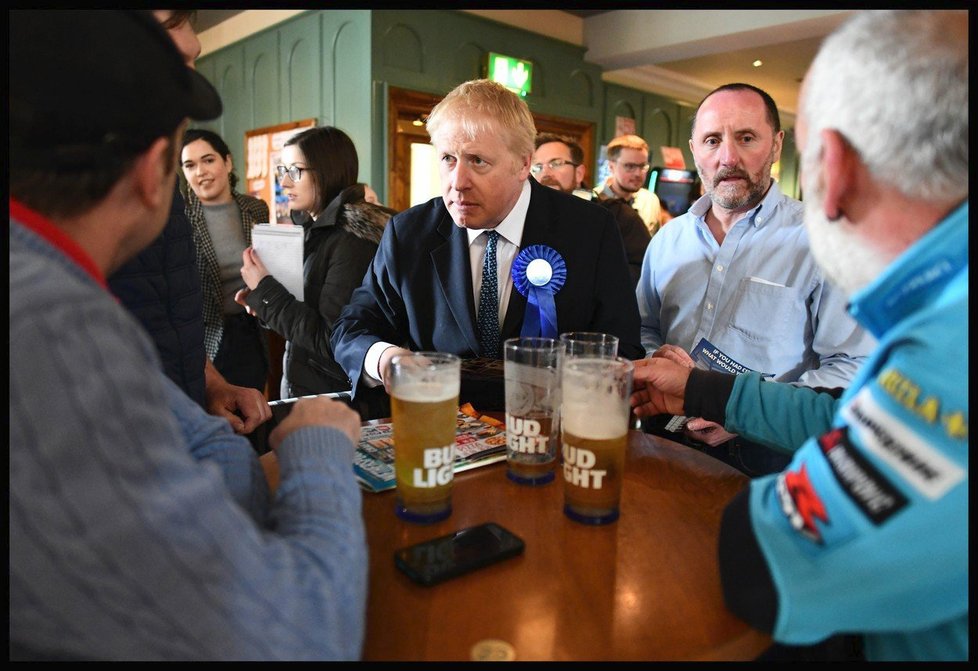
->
xmin=354 ymin=403 xmax=507 ymax=493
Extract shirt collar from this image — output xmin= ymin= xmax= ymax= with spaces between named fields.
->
xmin=466 ymin=179 xmax=531 ymax=247
xmin=690 ymin=179 xmax=784 ymax=228
xmin=848 ymin=200 xmax=969 ymax=338
xmin=600 ymin=179 xmax=634 ymax=204
xmin=9 ymin=197 xmax=107 ymax=289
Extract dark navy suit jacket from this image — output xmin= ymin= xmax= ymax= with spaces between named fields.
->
xmin=331 ymin=178 xmax=644 ymax=401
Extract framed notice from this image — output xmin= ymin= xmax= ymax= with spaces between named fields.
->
xmin=245 ymin=118 xmax=317 ymax=224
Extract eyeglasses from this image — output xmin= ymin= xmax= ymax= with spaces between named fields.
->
xmin=275 ymin=164 xmax=316 ymax=182
xmin=529 ymin=158 xmax=579 ymax=175
xmin=614 ymin=161 xmax=651 ymax=173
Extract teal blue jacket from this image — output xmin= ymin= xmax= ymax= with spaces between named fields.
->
xmin=699 ymin=203 xmax=968 ymax=661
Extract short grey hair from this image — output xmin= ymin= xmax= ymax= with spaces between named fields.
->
xmin=801 ymin=10 xmax=968 ymax=203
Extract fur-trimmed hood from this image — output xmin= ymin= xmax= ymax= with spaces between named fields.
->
xmin=336 ymin=200 xmax=395 ymax=245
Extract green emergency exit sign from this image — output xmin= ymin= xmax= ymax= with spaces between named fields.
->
xmin=487 ymin=52 xmax=533 ymax=97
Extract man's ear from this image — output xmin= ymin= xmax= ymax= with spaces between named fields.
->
xmin=819 ymin=129 xmax=855 ymax=221
xmin=515 ymin=152 xmax=532 ymax=180
xmin=574 ymin=164 xmax=586 ymax=188
xmin=132 ymin=137 xmax=176 ymax=211
xmin=771 ymin=129 xmax=784 ymax=163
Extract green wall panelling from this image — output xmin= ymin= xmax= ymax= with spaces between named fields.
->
xmin=245 ymin=30 xmax=281 ymax=131
xmin=195 ymin=9 xmax=798 ymax=205
xmin=279 ymin=14 xmax=321 ymax=126
xmin=370 ymin=79 xmax=389 ymax=204
xmin=327 ymin=12 xmax=374 ymax=179
xmin=601 ymin=84 xmax=644 ymax=144
xmin=677 ymin=103 xmax=697 ymax=170
xmin=196 ymin=10 xmax=375 ymax=189
xmin=205 ymin=47 xmax=247 ymax=166
xmin=371 ymin=9 xmax=605 ymax=193
xmin=371 ymin=9 xmax=603 ymax=122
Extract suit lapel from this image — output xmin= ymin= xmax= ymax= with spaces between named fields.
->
xmin=431 ymin=210 xmax=482 ymax=353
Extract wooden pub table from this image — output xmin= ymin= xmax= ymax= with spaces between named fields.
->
xmin=355 ymin=424 xmax=772 ymax=661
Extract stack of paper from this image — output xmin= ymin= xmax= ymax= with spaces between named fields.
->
xmin=251 ymin=223 xmax=304 ymax=299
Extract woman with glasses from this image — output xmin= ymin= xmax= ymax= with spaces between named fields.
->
xmin=181 ymin=128 xmax=270 ymax=396
xmin=236 ymin=126 xmax=395 ymax=398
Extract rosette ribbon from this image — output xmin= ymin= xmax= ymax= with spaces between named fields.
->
xmin=511 ymin=244 xmax=566 ymax=338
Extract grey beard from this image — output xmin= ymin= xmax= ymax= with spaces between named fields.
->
xmin=805 ymin=201 xmax=888 ymax=297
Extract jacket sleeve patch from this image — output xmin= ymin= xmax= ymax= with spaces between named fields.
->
xmin=777 ymin=463 xmax=829 ymax=544
xmin=841 ymin=387 xmax=965 ymax=500
xmin=818 ymin=427 xmax=907 ymax=525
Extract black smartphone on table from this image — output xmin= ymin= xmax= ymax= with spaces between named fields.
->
xmin=394 ymin=522 xmax=525 ymax=586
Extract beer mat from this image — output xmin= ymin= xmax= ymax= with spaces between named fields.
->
xmin=353 ymin=403 xmax=507 ymax=493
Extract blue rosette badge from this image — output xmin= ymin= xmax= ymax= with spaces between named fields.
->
xmin=512 ymin=245 xmax=566 ymax=338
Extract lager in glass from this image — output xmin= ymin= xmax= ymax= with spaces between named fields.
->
xmin=390 ymin=352 xmax=461 ymax=523
xmin=560 ymin=356 xmax=633 ymax=524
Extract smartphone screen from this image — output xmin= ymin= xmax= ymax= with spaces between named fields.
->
xmin=394 ymin=522 xmax=525 ymax=586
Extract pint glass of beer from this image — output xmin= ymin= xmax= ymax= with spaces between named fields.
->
xmin=559 ymin=331 xmax=619 ymax=359
xmin=560 ymin=356 xmax=634 ymax=525
xmin=503 ymin=337 xmax=563 ymax=485
xmin=390 ymin=352 xmax=461 ymax=523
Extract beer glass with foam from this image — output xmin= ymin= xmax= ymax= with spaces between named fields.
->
xmin=560 ymin=356 xmax=634 ymax=524
xmin=503 ymin=337 xmax=563 ymax=485
xmin=390 ymin=352 xmax=461 ymax=523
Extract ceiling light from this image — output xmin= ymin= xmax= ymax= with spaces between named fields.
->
xmin=752 ymin=59 xmax=763 ymax=67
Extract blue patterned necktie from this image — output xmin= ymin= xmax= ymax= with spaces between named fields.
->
xmin=477 ymin=230 xmax=500 ymax=358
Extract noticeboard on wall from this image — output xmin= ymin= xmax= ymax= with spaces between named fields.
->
xmin=245 ymin=118 xmax=317 ymax=224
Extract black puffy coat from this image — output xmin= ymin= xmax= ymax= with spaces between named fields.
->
xmin=108 ymin=188 xmax=207 ymax=406
xmin=247 ymin=184 xmax=394 ymax=396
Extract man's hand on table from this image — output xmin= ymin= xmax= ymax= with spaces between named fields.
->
xmin=629 ymin=357 xmax=691 ymax=417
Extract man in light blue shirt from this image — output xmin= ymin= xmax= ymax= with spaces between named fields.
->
xmin=636 ymin=82 xmax=874 ymax=475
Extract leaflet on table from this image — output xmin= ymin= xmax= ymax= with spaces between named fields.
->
xmin=353 ymin=403 xmax=507 ymax=492
xmin=666 ymin=337 xmax=768 ymax=432
xmin=250 ymin=223 xmax=304 ymax=299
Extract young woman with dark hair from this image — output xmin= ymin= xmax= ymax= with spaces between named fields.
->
xmin=182 ymin=128 xmax=270 ymax=394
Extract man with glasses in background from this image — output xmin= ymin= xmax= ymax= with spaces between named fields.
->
xmin=595 ymin=134 xmax=662 ymax=238
xmin=532 ymin=132 xmax=650 ymax=288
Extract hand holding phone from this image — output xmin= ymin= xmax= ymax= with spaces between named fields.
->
xmin=394 ymin=523 xmax=525 ymax=586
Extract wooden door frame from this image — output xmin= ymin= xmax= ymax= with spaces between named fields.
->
xmin=387 ymin=86 xmax=597 ymax=212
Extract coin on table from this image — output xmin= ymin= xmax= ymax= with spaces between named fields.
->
xmin=470 ymin=639 xmax=516 ymax=661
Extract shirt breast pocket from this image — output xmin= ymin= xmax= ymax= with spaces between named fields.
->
xmin=727 ymin=278 xmax=804 ymax=344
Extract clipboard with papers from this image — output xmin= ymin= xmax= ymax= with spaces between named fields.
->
xmin=251 ymin=223 xmax=304 ymax=299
